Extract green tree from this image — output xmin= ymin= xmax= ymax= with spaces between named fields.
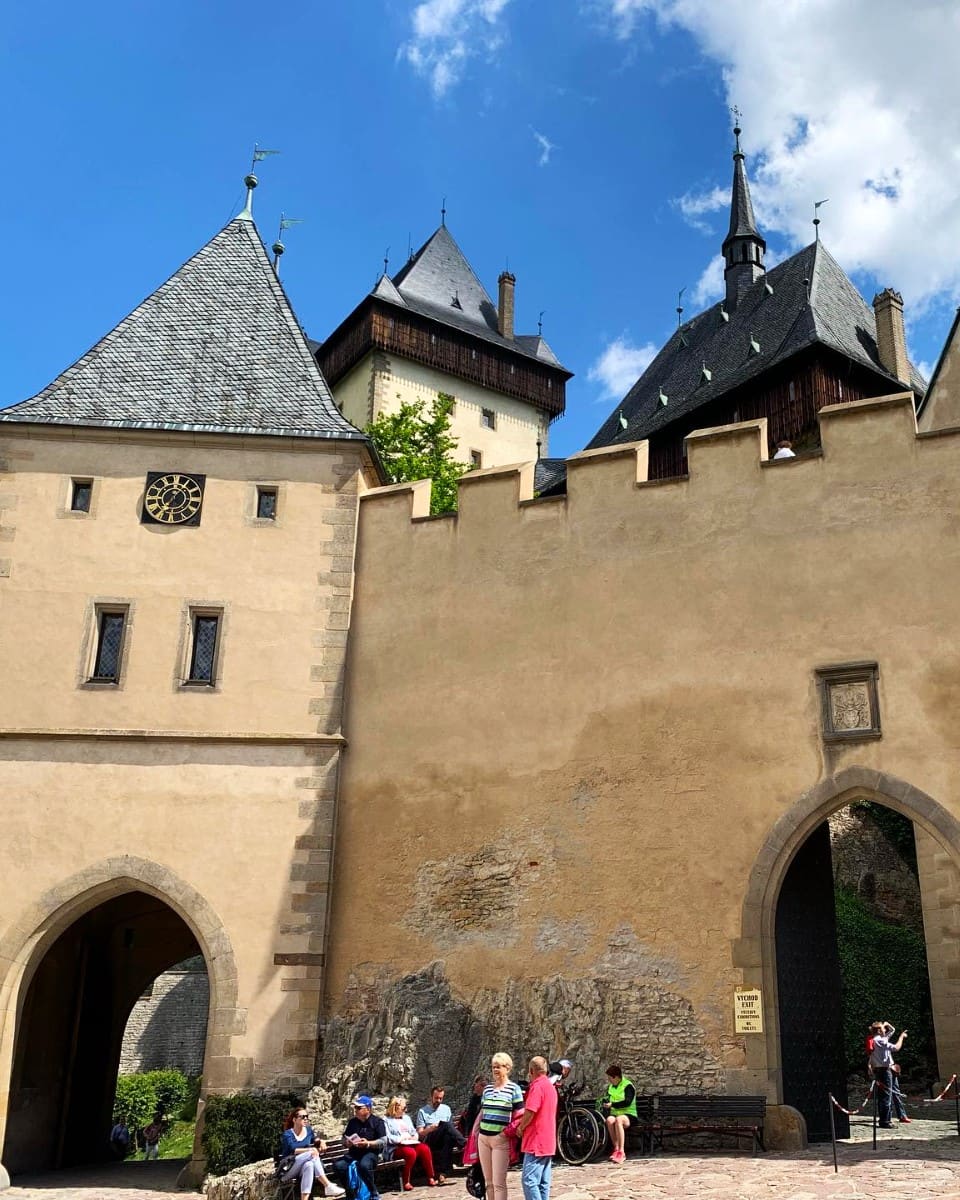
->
xmin=365 ymin=392 xmax=466 ymax=515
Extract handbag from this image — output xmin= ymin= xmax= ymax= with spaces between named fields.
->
xmin=274 ymin=1152 xmax=297 ymax=1180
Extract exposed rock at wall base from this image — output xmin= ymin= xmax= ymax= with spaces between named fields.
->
xmin=205 ymin=1159 xmax=274 ymax=1200
xmin=319 ymin=944 xmax=726 ymax=1113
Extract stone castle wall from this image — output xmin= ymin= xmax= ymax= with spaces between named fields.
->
xmin=118 ymin=958 xmax=209 ymax=1075
xmin=324 ymin=395 xmax=960 ymax=1108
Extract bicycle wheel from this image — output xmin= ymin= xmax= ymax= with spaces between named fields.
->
xmin=558 ymin=1106 xmax=600 ymax=1165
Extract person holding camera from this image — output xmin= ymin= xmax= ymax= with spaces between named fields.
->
xmin=868 ymin=1021 xmax=908 ymax=1128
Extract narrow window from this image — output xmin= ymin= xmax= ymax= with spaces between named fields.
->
xmin=91 ymin=610 xmax=127 ymax=683
xmin=71 ymin=479 xmax=92 ymax=513
xmin=187 ymin=613 xmax=221 ymax=685
xmin=481 ymin=408 xmax=496 ymax=430
xmin=256 ymin=487 xmax=278 ymax=520
xmin=470 ymin=450 xmax=483 ymax=469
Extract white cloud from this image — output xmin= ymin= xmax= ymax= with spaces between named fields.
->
xmin=597 ymin=0 xmax=960 ymax=313
xmin=530 ymin=127 xmax=556 ymax=166
xmin=588 ymin=335 xmax=658 ymax=400
xmin=401 ymin=0 xmax=512 ymax=97
xmin=690 ymin=255 xmax=723 ymax=308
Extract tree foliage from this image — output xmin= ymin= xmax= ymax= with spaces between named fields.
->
xmin=202 ymin=1091 xmax=299 ymax=1176
xmin=365 ymin=392 xmax=466 ymax=515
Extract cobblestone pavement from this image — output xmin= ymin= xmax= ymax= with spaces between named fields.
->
xmin=6 ymin=1127 xmax=960 ymax=1200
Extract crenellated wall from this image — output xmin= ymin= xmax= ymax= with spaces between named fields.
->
xmin=326 ymin=393 xmax=960 ymax=1119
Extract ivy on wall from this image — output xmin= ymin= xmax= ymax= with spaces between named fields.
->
xmin=835 ymin=888 xmax=934 ymax=1080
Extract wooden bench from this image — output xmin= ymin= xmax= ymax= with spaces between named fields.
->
xmin=653 ymin=1095 xmax=766 ymax=1155
xmin=276 ymin=1139 xmax=404 ymax=1200
xmin=624 ymin=1095 xmax=656 ymax=1156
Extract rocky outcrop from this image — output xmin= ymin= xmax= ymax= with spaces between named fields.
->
xmin=319 ymin=937 xmax=725 ymax=1113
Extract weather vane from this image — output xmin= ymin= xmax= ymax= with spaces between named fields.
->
xmin=676 ymin=286 xmax=685 ymax=329
xmin=813 ymin=198 xmax=829 ymax=241
xmin=251 ymin=144 xmax=281 ymax=172
xmin=271 ymin=212 xmax=303 ymax=274
xmin=538 ymin=310 xmax=546 ymax=336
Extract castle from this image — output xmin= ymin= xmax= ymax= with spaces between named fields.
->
xmin=2 ymin=135 xmax=960 ymax=1185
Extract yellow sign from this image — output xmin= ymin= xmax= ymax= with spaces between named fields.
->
xmin=734 ymin=986 xmax=763 ymax=1033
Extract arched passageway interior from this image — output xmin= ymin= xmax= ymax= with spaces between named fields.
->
xmin=775 ymin=805 xmax=937 ymax=1142
xmin=3 ymin=890 xmax=202 ymax=1174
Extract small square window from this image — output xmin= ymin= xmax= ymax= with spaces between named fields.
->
xmin=481 ymin=408 xmax=496 ymax=430
xmin=186 ymin=613 xmax=221 ymax=685
xmin=256 ymin=487 xmax=278 ymax=520
xmin=71 ymin=480 xmax=92 ymax=513
xmin=470 ymin=450 xmax=483 ymax=469
xmin=90 ymin=610 xmax=127 ymax=683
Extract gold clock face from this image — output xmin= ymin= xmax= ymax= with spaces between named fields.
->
xmin=143 ymin=473 xmax=205 ymax=525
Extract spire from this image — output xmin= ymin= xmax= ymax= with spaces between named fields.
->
xmin=721 ymin=120 xmax=766 ymax=310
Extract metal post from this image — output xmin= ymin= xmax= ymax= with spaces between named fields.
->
xmin=954 ymin=1076 xmax=959 ymax=1138
xmin=828 ymin=1095 xmax=838 ymax=1173
xmin=872 ymin=1081 xmax=878 ymax=1151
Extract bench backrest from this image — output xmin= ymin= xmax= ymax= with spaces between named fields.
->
xmin=657 ymin=1095 xmax=766 ymax=1120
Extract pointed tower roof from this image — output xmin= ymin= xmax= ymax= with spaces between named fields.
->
xmin=391 ymin=224 xmax=501 ymax=335
xmin=1 ymin=217 xmax=364 ymax=441
xmin=723 ymin=126 xmax=762 ymax=246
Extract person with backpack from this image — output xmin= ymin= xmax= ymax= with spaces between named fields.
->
xmin=109 ymin=1119 xmax=131 ymax=1159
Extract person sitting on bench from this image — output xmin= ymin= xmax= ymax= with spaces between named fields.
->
xmin=280 ymin=1106 xmax=346 ymax=1200
xmin=601 ymin=1065 xmax=637 ymax=1165
xmin=385 ymin=1096 xmax=439 ymax=1190
xmin=335 ymin=1096 xmax=388 ymax=1200
xmin=415 ymin=1084 xmax=466 ymax=1178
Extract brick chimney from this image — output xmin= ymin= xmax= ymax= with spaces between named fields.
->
xmin=498 ymin=271 xmax=516 ymax=339
xmin=872 ymin=288 xmax=911 ymax=387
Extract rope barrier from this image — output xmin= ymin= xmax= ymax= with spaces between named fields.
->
xmin=922 ymin=1075 xmax=958 ymax=1104
xmin=829 ymin=1082 xmax=876 ymax=1116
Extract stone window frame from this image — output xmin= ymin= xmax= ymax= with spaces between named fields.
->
xmin=815 ymin=661 xmax=881 ymax=743
xmin=57 ymin=475 xmax=100 ymax=520
xmin=79 ymin=599 xmax=134 ymax=689
xmin=176 ymin=603 xmax=227 ymax=692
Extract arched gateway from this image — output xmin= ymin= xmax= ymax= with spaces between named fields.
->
xmin=736 ymin=767 xmax=960 ymax=1137
xmin=0 ymin=857 xmax=240 ymax=1183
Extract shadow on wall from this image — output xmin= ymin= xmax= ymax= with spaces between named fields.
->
xmin=318 ymin=954 xmax=725 ymax=1113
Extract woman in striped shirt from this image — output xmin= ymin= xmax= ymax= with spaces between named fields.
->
xmin=477 ymin=1052 xmax=524 ymax=1200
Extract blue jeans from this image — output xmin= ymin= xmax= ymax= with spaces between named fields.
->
xmin=521 ymin=1153 xmax=552 ymax=1200
xmin=873 ymin=1066 xmax=893 ymax=1125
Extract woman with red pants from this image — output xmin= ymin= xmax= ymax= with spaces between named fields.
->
xmin=384 ymin=1097 xmax=439 ymax=1190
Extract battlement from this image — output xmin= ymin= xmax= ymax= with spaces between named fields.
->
xmin=359 ymin=393 xmax=945 ymax=549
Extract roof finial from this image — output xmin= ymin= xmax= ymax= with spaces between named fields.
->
xmin=731 ymin=105 xmax=743 ymax=155
xmin=538 ymin=310 xmax=545 ymax=336
xmin=238 ymin=144 xmax=281 ymax=222
xmin=271 ymin=213 xmax=303 ymax=275
xmin=536 ymin=436 xmax=542 ymax=461
xmin=441 ymin=196 xmax=447 ymax=226
xmin=383 ymin=246 xmax=390 ymax=277
xmin=676 ymin=286 xmax=685 ymax=328
xmin=813 ymin=198 xmax=829 ymax=241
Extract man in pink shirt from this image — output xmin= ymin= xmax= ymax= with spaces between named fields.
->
xmin=517 ymin=1057 xmax=558 ymax=1200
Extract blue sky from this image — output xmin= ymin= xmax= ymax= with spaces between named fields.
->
xmin=4 ymin=0 xmax=959 ymax=458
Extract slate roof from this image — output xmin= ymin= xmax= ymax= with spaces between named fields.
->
xmin=1 ymin=217 xmax=365 ymax=441
xmin=534 ymin=457 xmax=567 ymax=495
xmin=352 ymin=225 xmax=568 ymax=373
xmin=589 ymin=239 xmax=926 ymax=450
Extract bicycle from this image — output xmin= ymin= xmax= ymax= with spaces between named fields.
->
xmin=556 ymin=1084 xmax=608 ymax=1165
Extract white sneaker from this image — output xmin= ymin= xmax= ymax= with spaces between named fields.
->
xmin=325 ymin=1186 xmax=346 ymax=1197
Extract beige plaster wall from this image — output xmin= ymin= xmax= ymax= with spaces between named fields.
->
xmin=333 ymin=351 xmax=550 ymax=468
xmin=330 ymin=394 xmax=960 ymax=1100
xmin=0 ymin=426 xmax=374 ymax=1171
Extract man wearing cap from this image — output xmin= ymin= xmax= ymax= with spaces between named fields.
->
xmin=335 ymin=1096 xmax=387 ymax=1200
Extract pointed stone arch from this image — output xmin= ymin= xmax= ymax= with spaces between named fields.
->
xmin=0 ymin=856 xmax=244 ymax=1184
xmin=734 ymin=766 xmax=960 ymax=1099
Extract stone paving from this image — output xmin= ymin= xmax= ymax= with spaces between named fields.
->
xmin=7 ymin=1123 xmax=960 ymax=1200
